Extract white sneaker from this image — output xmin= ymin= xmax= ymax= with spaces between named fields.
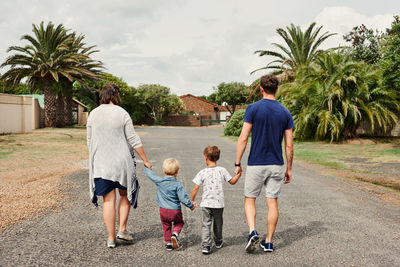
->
xmin=107 ymin=239 xmax=116 ymax=248
xmin=117 ymin=230 xmax=133 ymax=241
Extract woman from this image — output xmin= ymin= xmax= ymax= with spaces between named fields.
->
xmin=87 ymin=83 xmax=152 ymax=248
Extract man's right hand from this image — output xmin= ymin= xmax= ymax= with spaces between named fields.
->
xmin=284 ymin=169 xmax=292 ymax=184
xmin=235 ymin=166 xmax=242 ymax=175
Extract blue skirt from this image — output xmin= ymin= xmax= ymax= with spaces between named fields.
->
xmin=94 ymin=178 xmax=127 ymax=196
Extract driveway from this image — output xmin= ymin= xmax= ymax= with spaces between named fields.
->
xmin=1 ymin=127 xmax=399 ymax=266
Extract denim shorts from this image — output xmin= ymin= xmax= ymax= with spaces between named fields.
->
xmin=244 ymin=165 xmax=285 ymax=198
xmin=94 ymin=178 xmax=127 ymax=196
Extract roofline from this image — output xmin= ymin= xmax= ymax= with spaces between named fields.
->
xmin=72 ymin=98 xmax=89 ymax=109
xmin=180 ymin=94 xmax=218 ymax=106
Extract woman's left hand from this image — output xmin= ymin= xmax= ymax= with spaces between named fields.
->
xmin=144 ymin=161 xmax=152 ymax=170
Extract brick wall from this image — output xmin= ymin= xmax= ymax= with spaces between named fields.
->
xmin=163 ymin=115 xmax=201 ymax=127
xmin=135 ymin=115 xmax=201 ymax=127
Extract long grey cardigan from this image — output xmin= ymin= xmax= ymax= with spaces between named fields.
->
xmin=86 ymin=104 xmax=142 ymax=206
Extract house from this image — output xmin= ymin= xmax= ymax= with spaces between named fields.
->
xmin=179 ymin=94 xmax=248 ymax=124
xmin=180 ymin=94 xmax=219 ymax=120
xmin=71 ymin=98 xmax=88 ymax=126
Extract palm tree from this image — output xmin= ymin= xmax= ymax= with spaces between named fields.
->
xmin=252 ymin=22 xmax=336 ymax=75
xmin=1 ymin=22 xmax=102 ymax=127
xmin=62 ymin=33 xmax=102 ymax=126
xmin=279 ymin=50 xmax=399 ymax=141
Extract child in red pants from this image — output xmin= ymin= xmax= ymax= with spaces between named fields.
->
xmin=143 ymin=158 xmax=196 ymax=250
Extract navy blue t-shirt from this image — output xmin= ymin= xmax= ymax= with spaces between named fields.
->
xmin=243 ymin=99 xmax=294 ymax=165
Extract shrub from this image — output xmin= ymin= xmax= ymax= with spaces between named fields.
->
xmin=224 ymin=109 xmax=245 ymax=136
xmin=154 ymin=118 xmax=165 ymax=125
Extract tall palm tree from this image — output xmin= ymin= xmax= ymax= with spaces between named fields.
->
xmin=279 ymin=50 xmax=399 ymax=141
xmin=252 ymin=22 xmax=336 ymax=75
xmin=62 ymin=33 xmax=102 ymax=126
xmin=1 ymin=22 xmax=102 ymax=127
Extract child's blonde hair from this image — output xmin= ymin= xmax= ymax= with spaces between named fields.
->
xmin=163 ymin=158 xmax=180 ymax=176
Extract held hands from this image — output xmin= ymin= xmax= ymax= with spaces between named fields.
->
xmin=144 ymin=161 xmax=152 ymax=170
xmin=190 ymin=202 xmax=197 ymax=211
xmin=234 ymin=166 xmax=242 ymax=175
xmin=284 ymin=169 xmax=292 ymax=184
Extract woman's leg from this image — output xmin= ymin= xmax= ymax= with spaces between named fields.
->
xmin=118 ymin=188 xmax=130 ymax=232
xmin=103 ymin=189 xmax=116 ymax=240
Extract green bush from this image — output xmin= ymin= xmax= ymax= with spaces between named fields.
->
xmin=224 ymin=109 xmax=245 ymax=136
xmin=154 ymin=118 xmax=165 ymax=125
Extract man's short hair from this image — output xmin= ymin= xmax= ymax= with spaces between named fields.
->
xmin=203 ymin=146 xmax=220 ymax=162
xmin=163 ymin=158 xmax=180 ymax=176
xmin=260 ymin=74 xmax=279 ymax=94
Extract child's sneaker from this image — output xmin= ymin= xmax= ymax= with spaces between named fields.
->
xmin=260 ymin=240 xmax=274 ymax=252
xmin=202 ymin=246 xmax=211 ymax=254
xmin=245 ymin=230 xmax=259 ymax=253
xmin=171 ymin=233 xmax=182 ymax=249
xmin=166 ymin=243 xmax=173 ymax=251
xmin=215 ymin=240 xmax=223 ymax=249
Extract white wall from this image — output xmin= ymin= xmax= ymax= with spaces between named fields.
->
xmin=0 ymin=93 xmax=33 ymax=133
xmin=219 ymin=111 xmax=230 ymax=121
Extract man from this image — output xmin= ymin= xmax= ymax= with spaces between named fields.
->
xmin=235 ymin=74 xmax=294 ymax=253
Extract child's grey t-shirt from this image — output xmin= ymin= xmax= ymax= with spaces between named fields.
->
xmin=192 ymin=166 xmax=232 ymax=208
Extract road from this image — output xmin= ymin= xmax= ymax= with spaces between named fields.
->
xmin=1 ymin=127 xmax=399 ymax=266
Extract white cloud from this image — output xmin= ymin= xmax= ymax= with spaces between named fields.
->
xmin=314 ymin=6 xmax=394 ymax=49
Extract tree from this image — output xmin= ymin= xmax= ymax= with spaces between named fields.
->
xmin=61 ymin=33 xmax=103 ymax=126
xmin=214 ymin=82 xmax=248 ymax=114
xmin=74 ymin=72 xmax=134 ymax=116
xmin=198 ymin=93 xmax=218 ymax=104
xmin=252 ymin=22 xmax=335 ymax=75
xmin=247 ymin=78 xmax=262 ymax=103
xmin=0 ymin=80 xmax=34 ymax=94
xmin=380 ymin=15 xmax=400 ymax=99
xmin=279 ymin=50 xmax=399 ymax=141
xmin=343 ymin=24 xmax=385 ymax=65
xmin=1 ymin=21 xmax=102 ymax=127
xmin=135 ymin=84 xmax=184 ymax=123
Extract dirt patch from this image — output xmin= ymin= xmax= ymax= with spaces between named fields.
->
xmin=0 ymin=128 xmax=88 ymax=233
xmin=346 ymin=138 xmax=377 ymax=145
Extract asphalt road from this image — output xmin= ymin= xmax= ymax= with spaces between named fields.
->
xmin=1 ymin=127 xmax=399 ymax=266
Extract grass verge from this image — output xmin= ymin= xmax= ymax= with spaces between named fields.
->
xmin=225 ymin=135 xmax=400 ymax=192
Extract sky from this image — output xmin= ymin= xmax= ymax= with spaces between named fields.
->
xmin=0 ymin=0 xmax=399 ymax=96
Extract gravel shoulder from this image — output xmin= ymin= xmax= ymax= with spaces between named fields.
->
xmin=0 ymin=127 xmax=399 ymax=266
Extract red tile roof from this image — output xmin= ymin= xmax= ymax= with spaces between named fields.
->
xmin=180 ymin=94 xmax=218 ymax=106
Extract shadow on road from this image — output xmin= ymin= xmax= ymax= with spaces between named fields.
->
xmin=134 ymin=224 xmax=164 ymax=241
xmin=274 ymin=221 xmax=327 ymax=249
xmin=183 ymin=231 xmax=248 ymax=249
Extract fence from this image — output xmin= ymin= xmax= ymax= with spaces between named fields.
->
xmin=357 ymin=117 xmax=400 ymax=137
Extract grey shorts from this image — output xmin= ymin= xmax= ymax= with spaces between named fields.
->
xmin=244 ymin=165 xmax=285 ymax=198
